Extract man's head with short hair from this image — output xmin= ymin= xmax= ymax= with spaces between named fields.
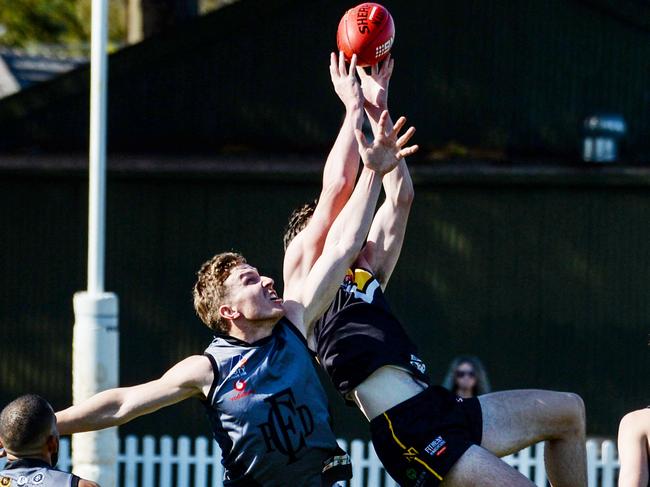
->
xmin=0 ymin=394 xmax=58 ymax=463
xmin=193 ymin=252 xmax=246 ymax=334
xmin=193 ymin=252 xmax=284 ymax=336
xmin=283 ymin=201 xmax=317 ymax=251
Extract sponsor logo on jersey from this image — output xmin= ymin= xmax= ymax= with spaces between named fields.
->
xmin=258 ymin=388 xmax=314 ymax=463
xmin=31 ymin=473 xmax=44 ymax=484
xmin=342 ymin=268 xmax=379 ymax=304
xmin=227 ymin=354 xmax=248 ymax=380
xmin=424 ymin=436 xmax=447 ymax=457
xmin=15 ymin=476 xmax=27 ymax=486
xmin=410 ymin=354 xmax=426 ymax=374
xmin=230 ymin=379 xmax=254 ymax=401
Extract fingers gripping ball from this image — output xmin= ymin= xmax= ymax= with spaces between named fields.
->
xmin=337 ymin=3 xmax=395 ymax=67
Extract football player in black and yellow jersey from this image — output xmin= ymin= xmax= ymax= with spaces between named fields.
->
xmin=283 ymin=56 xmax=588 ymax=487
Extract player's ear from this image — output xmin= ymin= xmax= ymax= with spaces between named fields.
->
xmin=46 ymin=434 xmax=59 ymax=453
xmin=219 ymin=305 xmax=240 ymax=321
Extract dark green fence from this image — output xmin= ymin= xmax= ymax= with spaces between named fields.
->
xmin=1 ymin=164 xmax=649 ymax=441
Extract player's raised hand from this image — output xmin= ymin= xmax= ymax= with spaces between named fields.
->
xmin=329 ymin=52 xmax=363 ymax=111
xmin=356 ymin=54 xmax=394 ymax=113
xmin=355 ymin=110 xmax=418 ymax=175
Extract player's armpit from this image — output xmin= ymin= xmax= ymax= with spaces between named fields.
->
xmin=283 ymin=180 xmax=351 ymax=296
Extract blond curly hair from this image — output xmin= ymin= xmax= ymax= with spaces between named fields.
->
xmin=193 ymin=252 xmax=246 ymax=334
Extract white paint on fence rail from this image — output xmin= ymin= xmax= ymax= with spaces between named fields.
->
xmin=0 ymin=436 xmax=619 ymax=486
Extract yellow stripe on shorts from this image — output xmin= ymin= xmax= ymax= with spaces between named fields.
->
xmin=383 ymin=412 xmax=443 ymax=482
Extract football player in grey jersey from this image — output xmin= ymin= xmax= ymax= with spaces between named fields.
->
xmin=0 ymin=395 xmax=98 ymax=487
xmin=54 ymin=54 xmax=419 ymax=487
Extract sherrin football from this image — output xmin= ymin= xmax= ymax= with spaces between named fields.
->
xmin=337 ymin=3 xmax=395 ymax=67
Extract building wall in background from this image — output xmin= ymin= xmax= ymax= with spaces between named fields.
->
xmin=1 ymin=167 xmax=648 ymax=441
xmin=1 ymin=0 xmax=650 ymax=160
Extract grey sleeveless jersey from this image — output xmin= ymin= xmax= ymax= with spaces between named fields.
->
xmin=203 ymin=319 xmax=340 ymax=486
xmin=1 ymin=459 xmax=78 ymax=486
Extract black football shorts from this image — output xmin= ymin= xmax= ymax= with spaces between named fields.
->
xmin=369 ymin=385 xmax=483 ymax=486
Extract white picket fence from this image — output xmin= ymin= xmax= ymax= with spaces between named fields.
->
xmin=0 ymin=436 xmax=619 ymax=486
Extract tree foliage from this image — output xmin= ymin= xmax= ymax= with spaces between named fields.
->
xmin=0 ymin=0 xmax=125 ymax=49
xmin=0 ymin=0 xmax=239 ymax=50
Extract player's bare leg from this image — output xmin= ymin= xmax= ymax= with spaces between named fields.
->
xmin=617 ymin=408 xmax=650 ymax=487
xmin=441 ymin=445 xmax=535 ymax=487
xmin=478 ymin=389 xmax=587 ymax=487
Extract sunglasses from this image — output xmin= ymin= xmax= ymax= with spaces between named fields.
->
xmin=455 ymin=370 xmax=475 ymax=378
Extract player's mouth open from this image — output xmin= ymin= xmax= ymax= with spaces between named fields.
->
xmin=268 ymin=291 xmax=282 ymax=303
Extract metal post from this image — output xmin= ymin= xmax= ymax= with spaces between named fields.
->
xmin=71 ymin=0 xmax=119 ymax=483
xmin=87 ymin=0 xmax=108 ymax=295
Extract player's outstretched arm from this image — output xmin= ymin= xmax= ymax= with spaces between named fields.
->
xmin=357 ymin=56 xmax=415 ymax=288
xmin=288 ymin=111 xmax=418 ymax=335
xmin=362 ymin=123 xmax=414 ymax=288
xmin=55 ymin=355 xmax=213 ymax=435
xmin=322 ymin=51 xmax=364 ymax=196
xmin=79 ymin=480 xmax=100 ymax=487
xmin=362 ymin=156 xmax=413 ymax=289
xmin=283 ymin=52 xmax=363 ymax=295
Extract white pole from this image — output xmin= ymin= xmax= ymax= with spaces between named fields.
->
xmin=87 ymin=0 xmax=108 ymax=295
xmin=71 ymin=0 xmax=119 ymax=483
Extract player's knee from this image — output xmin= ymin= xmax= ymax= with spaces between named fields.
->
xmin=560 ymin=392 xmax=586 ymax=435
xmin=570 ymin=393 xmax=585 ymax=417
xmin=570 ymin=393 xmax=585 ymax=429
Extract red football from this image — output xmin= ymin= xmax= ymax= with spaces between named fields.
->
xmin=337 ymin=3 xmax=395 ymax=67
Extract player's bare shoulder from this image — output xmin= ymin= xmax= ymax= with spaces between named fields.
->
xmin=164 ymin=355 xmax=215 ymax=399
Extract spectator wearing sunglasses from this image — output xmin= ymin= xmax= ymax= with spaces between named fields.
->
xmin=442 ymin=355 xmax=492 ymax=399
